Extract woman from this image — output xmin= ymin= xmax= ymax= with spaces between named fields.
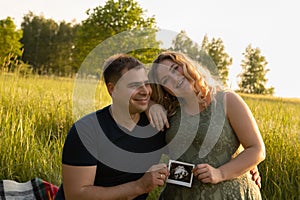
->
xmin=148 ymin=51 xmax=265 ymax=199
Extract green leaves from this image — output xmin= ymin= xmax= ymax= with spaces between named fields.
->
xmin=21 ymin=12 xmax=77 ymax=75
xmin=201 ymin=35 xmax=232 ymax=86
xmin=170 ymin=31 xmax=232 ymax=86
xmin=73 ymin=0 xmax=159 ymax=71
xmin=238 ymin=45 xmax=274 ymax=95
xmin=0 ymin=17 xmax=23 ymax=72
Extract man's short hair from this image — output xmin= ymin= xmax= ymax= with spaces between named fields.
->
xmin=103 ymin=54 xmax=144 ymax=85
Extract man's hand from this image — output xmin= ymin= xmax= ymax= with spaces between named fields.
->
xmin=250 ymin=166 xmax=261 ymax=189
xmin=136 ymin=163 xmax=169 ymax=193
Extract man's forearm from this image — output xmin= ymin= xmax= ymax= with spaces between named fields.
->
xmin=66 ymin=180 xmax=144 ymax=200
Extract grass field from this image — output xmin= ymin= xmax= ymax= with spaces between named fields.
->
xmin=0 ymin=74 xmax=299 ymax=199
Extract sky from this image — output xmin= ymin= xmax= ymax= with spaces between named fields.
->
xmin=1 ymin=0 xmax=300 ymax=98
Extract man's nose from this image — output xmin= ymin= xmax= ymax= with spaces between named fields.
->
xmin=139 ymin=84 xmax=150 ymax=94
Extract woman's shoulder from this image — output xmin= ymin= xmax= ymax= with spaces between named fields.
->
xmin=219 ymin=90 xmax=242 ymax=102
xmin=214 ymin=90 xmax=245 ymax=114
xmin=220 ymin=90 xmax=250 ymax=118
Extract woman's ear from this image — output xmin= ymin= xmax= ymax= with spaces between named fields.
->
xmin=106 ymin=82 xmax=115 ymax=96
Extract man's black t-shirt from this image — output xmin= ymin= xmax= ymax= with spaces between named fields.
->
xmin=55 ymin=105 xmax=166 ymax=200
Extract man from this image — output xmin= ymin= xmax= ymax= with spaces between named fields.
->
xmin=55 ymin=54 xmax=168 ymax=200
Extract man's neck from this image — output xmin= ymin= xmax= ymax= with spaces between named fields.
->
xmin=109 ymin=105 xmax=140 ymax=131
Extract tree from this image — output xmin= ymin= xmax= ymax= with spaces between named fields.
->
xmin=171 ymin=30 xmax=201 ymax=60
xmin=170 ymin=31 xmax=227 ymax=83
xmin=21 ymin=12 xmax=78 ymax=75
xmin=238 ymin=44 xmax=274 ymax=95
xmin=73 ymin=0 xmax=160 ymax=74
xmin=0 ymin=17 xmax=23 ymax=72
xmin=50 ymin=21 xmax=78 ymax=76
xmin=21 ymin=12 xmax=59 ymax=73
xmin=201 ymin=35 xmax=232 ymax=86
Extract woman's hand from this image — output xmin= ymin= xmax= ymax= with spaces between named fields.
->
xmin=193 ymin=164 xmax=262 ymax=187
xmin=147 ymin=104 xmax=169 ymax=131
xmin=192 ymin=164 xmax=224 ymax=184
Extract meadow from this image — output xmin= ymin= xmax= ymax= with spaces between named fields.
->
xmin=0 ymin=74 xmax=299 ymax=200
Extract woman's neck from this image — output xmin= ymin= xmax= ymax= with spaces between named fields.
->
xmin=181 ymin=93 xmax=212 ymax=115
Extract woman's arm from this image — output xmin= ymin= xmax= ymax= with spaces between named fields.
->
xmin=146 ymin=100 xmax=169 ymax=131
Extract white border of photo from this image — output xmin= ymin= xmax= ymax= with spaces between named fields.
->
xmin=166 ymin=160 xmax=195 ymax=188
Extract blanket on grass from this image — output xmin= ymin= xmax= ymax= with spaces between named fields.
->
xmin=0 ymin=178 xmax=58 ymax=200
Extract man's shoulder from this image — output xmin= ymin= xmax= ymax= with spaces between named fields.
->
xmin=75 ymin=105 xmax=110 ymax=123
xmin=72 ymin=105 xmax=111 ymax=131
xmin=95 ymin=105 xmax=110 ymax=116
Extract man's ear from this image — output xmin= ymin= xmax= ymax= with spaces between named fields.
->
xmin=106 ymin=82 xmax=115 ymax=96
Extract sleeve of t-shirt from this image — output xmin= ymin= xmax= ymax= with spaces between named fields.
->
xmin=62 ymin=124 xmax=98 ymax=166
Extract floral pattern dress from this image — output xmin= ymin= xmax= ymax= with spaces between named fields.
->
xmin=159 ymin=92 xmax=262 ymax=200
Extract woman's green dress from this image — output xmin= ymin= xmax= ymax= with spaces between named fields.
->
xmin=159 ymin=92 xmax=262 ymax=200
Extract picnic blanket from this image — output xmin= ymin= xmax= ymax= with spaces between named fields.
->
xmin=0 ymin=178 xmax=58 ymax=200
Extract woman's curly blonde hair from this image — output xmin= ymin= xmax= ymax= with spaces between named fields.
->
xmin=149 ymin=51 xmax=223 ymax=116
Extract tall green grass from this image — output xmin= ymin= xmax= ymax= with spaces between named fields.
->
xmin=0 ymin=74 xmax=73 ymax=185
xmin=0 ymin=74 xmax=299 ymax=199
xmin=240 ymin=94 xmax=300 ymax=200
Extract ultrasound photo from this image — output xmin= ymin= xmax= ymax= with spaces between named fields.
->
xmin=166 ymin=160 xmax=195 ymax=187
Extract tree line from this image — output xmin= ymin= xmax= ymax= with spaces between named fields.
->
xmin=0 ymin=0 xmax=273 ymax=95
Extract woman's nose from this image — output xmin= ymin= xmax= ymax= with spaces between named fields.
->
xmin=169 ymin=73 xmax=181 ymax=84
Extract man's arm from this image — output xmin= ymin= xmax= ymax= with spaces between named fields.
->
xmin=62 ymin=163 xmax=168 ymax=200
xmin=250 ymin=166 xmax=261 ymax=188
